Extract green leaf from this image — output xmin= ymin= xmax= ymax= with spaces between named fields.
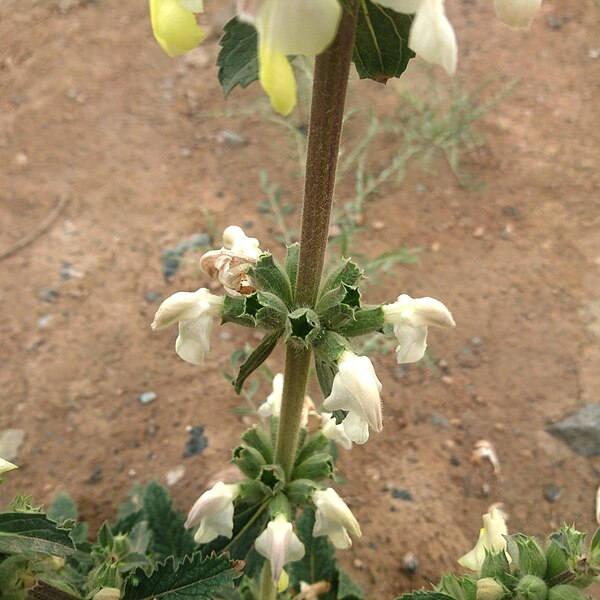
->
xmin=250 ymin=254 xmax=293 ymax=307
xmin=353 ymin=0 xmax=415 ymax=83
xmin=315 ymin=357 xmax=337 ymax=398
xmin=221 ymin=296 xmax=256 ymax=328
xmin=217 ymin=18 xmax=259 ymax=98
xmin=28 ymin=580 xmax=81 ymax=600
xmin=319 ymin=260 xmax=362 ymax=300
xmin=396 ymin=593 xmax=456 ymax=600
xmin=285 ymin=308 xmax=321 ymax=347
xmin=47 ymin=492 xmax=89 ymax=544
xmin=336 ymin=306 xmax=385 ymax=337
xmin=337 ymin=569 xmax=365 ymax=599
xmin=0 ymin=512 xmax=75 ymax=556
xmin=284 ymin=243 xmax=300 ymax=298
xmin=122 ymin=552 xmax=239 ymax=600
xmin=288 ymin=508 xmax=337 ymax=594
xmin=437 ymin=573 xmax=477 ymax=600
xmin=233 ymin=330 xmax=283 ymax=394
xmin=143 ymin=481 xmax=196 ymax=564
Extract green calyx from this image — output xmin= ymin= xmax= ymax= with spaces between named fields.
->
xmin=516 ymin=576 xmax=548 ymax=600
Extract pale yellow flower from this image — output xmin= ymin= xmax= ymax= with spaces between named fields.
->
xmin=150 ymin=0 xmax=205 ymax=57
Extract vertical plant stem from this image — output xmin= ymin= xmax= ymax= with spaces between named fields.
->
xmin=274 ymin=3 xmax=358 ymax=478
xmin=260 ymin=560 xmax=277 ymax=600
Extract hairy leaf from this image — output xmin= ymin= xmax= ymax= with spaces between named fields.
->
xmin=143 ymin=481 xmax=195 ymax=564
xmin=250 ymin=254 xmax=293 ymax=307
xmin=319 ymin=260 xmax=362 ymax=300
xmin=122 ymin=552 xmax=240 ymax=599
xmin=337 ymin=569 xmax=365 ymax=599
xmin=233 ymin=330 xmax=283 ymax=394
xmin=217 ymin=18 xmax=259 ymax=98
xmin=353 ymin=0 xmax=415 ymax=83
xmin=335 ymin=306 xmax=385 ymax=337
xmin=0 ymin=513 xmax=75 ymax=557
xmin=29 ymin=580 xmax=81 ymax=600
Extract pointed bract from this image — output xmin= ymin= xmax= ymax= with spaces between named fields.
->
xmin=185 ymin=482 xmax=240 ymax=544
xmin=0 ymin=458 xmax=17 ymax=475
xmin=255 ymin=513 xmax=305 ymax=583
xmin=322 ymin=351 xmax=383 ymax=444
xmin=312 ymin=488 xmax=362 ymax=549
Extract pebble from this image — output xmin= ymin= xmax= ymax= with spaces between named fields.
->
xmin=147 ymin=421 xmax=157 ymax=437
xmin=39 ymin=287 xmax=59 ymax=303
xmin=182 ymin=425 xmax=208 ymax=458
xmin=179 ymin=147 xmax=191 ymax=158
xmin=470 ymin=336 xmax=482 ymax=346
xmin=544 ymin=484 xmax=562 ymax=502
xmin=138 ymin=391 xmax=157 ymax=405
xmin=166 ymin=465 xmax=185 ymax=487
xmin=86 ymin=465 xmax=103 ymax=484
xmin=441 ymin=375 xmax=454 ymax=386
xmin=128 ymin=469 xmax=137 ymax=477
xmin=0 ymin=429 xmax=25 ymax=462
xmin=458 ymin=354 xmax=481 ymax=369
xmin=218 ymin=130 xmax=247 ymax=148
xmin=37 ymin=315 xmax=54 ymax=329
xmin=402 ymin=552 xmax=419 ymax=575
xmin=449 ymin=455 xmax=460 ymax=467
xmin=473 ymin=226 xmax=485 ymax=239
xmin=144 ymin=290 xmax=162 ymax=303
xmin=430 ymin=413 xmax=450 ymax=428
xmin=546 ymin=14 xmax=562 ymax=30
xmin=391 ymin=488 xmax=413 ymax=501
xmin=372 ymin=221 xmax=385 ymax=231
xmin=547 ymin=403 xmax=600 ymax=456
xmin=15 ymin=151 xmax=28 ymax=166
xmin=415 ymin=183 xmax=426 ymax=194
xmin=60 ymin=261 xmax=83 ymax=279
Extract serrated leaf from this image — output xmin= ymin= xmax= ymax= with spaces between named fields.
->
xmin=221 ymin=296 xmax=256 ymax=328
xmin=319 ymin=260 xmax=362 ymax=300
xmin=336 ymin=306 xmax=385 ymax=337
xmin=0 ymin=512 xmax=75 ymax=556
xmin=250 ymin=254 xmax=293 ymax=307
xmin=353 ymin=0 xmax=415 ymax=83
xmin=28 ymin=580 xmax=81 ymax=600
xmin=288 ymin=509 xmax=337 ymax=598
xmin=122 ymin=552 xmax=239 ymax=600
xmin=337 ymin=569 xmax=365 ymax=600
xmin=233 ymin=330 xmax=282 ymax=394
xmin=143 ymin=481 xmax=195 ymax=564
xmin=217 ymin=18 xmax=259 ymax=98
xmin=47 ymin=492 xmax=89 ymax=544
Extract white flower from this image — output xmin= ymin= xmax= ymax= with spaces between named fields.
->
xmin=0 ymin=458 xmax=17 ymax=475
xmin=92 ymin=589 xmax=121 ymax=600
xmin=199 ymin=225 xmax=262 ymax=297
xmin=238 ymin=0 xmax=342 ymax=115
xmin=184 ymin=482 xmax=241 ymax=544
xmin=322 ymin=351 xmax=383 ymax=445
xmin=494 ymin=0 xmax=541 ymax=29
xmin=257 ymin=373 xmax=284 ymax=418
xmin=383 ymin=294 xmax=455 ymax=364
xmin=151 ymin=288 xmax=224 ymax=366
xmin=320 ymin=413 xmax=352 ymax=450
xmin=458 ymin=507 xmax=508 ymax=572
xmin=376 ymin=0 xmax=457 ymax=75
xmin=312 ymin=488 xmax=362 ymax=549
xmin=255 ymin=513 xmax=305 ymax=583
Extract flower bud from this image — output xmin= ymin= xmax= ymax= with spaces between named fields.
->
xmin=92 ymin=589 xmax=121 ymax=600
xmin=0 ymin=457 xmax=17 ymax=475
xmin=477 ymin=578 xmax=505 ymax=600
xmin=312 ymin=488 xmax=362 ymax=550
xmin=516 ymin=575 xmax=548 ymax=600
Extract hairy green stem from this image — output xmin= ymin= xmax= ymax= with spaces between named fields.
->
xmin=260 ymin=560 xmax=277 ymax=600
xmin=274 ymin=3 xmax=358 ymax=479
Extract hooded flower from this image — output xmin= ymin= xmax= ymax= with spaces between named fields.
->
xmin=493 ymin=0 xmax=541 ymax=29
xmin=200 ymin=226 xmax=262 ymax=297
xmin=255 ymin=513 xmax=305 ymax=583
xmin=322 ymin=351 xmax=383 ymax=445
xmin=320 ymin=412 xmax=352 ymax=450
xmin=258 ymin=374 xmax=314 ymax=428
xmin=383 ymin=294 xmax=455 ymax=364
xmin=151 ymin=287 xmax=224 ymax=366
xmin=312 ymin=488 xmax=362 ymax=549
xmin=184 ymin=481 xmax=241 ymax=543
xmin=238 ymin=0 xmax=342 ymax=115
xmin=458 ymin=506 xmax=509 ymax=572
xmin=150 ymin=0 xmax=205 ymax=57
xmin=0 ymin=458 xmax=17 ymax=475
xmin=376 ymin=0 xmax=457 ymax=75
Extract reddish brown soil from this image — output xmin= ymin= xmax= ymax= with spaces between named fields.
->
xmin=1 ymin=1 xmax=600 ymax=598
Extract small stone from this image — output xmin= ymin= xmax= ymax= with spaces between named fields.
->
xmin=0 ymin=429 xmax=25 ymax=462
xmin=547 ymin=404 xmax=600 ymax=456
xmin=430 ymin=413 xmax=450 ymax=428
xmin=471 ymin=336 xmax=482 ymax=346
xmin=402 ymin=552 xmax=419 ymax=575
xmin=481 ymin=482 xmax=491 ymax=497
xmin=328 ymin=224 xmax=342 ymax=238
xmin=85 ymin=465 xmax=103 ymax=484
xmin=372 ymin=221 xmax=385 ymax=231
xmin=39 ymin=287 xmax=59 ymax=303
xmin=544 ymin=484 xmax=562 ymax=502
xmin=391 ymin=488 xmax=413 ymax=501
xmin=138 ymin=391 xmax=157 ymax=405
xmin=144 ymin=290 xmax=162 ymax=303
xmin=431 ymin=241 xmax=441 ymax=252
xmin=218 ymin=130 xmax=247 ymax=148
xmin=449 ymin=455 xmax=460 ymax=466
xmin=166 ymin=465 xmax=185 ymax=487
xmin=182 ymin=425 xmax=208 ymax=458
xmin=441 ymin=375 xmax=453 ymax=386
xmin=128 ymin=468 xmax=137 ymax=477
xmin=394 ymin=365 xmax=409 ymax=380
xmin=147 ymin=421 xmax=157 ymax=437
xmin=415 ymin=183 xmax=426 ymax=194
xmin=473 ymin=226 xmax=485 ymax=238
xmin=589 ymin=49 xmax=600 ymax=59
xmin=15 ymin=151 xmax=28 ymax=166
xmin=353 ymin=558 xmax=364 ymax=569
xmin=501 ymin=224 xmax=514 ymax=239
xmin=60 ymin=261 xmax=83 ymax=279
xmin=180 ymin=147 xmax=191 ymax=158
xmin=189 ymin=233 xmax=212 ymax=247
xmin=37 ymin=314 xmax=54 ymax=329
xmin=546 ymin=14 xmax=562 ymax=29
xmin=458 ymin=355 xmax=481 ymax=368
